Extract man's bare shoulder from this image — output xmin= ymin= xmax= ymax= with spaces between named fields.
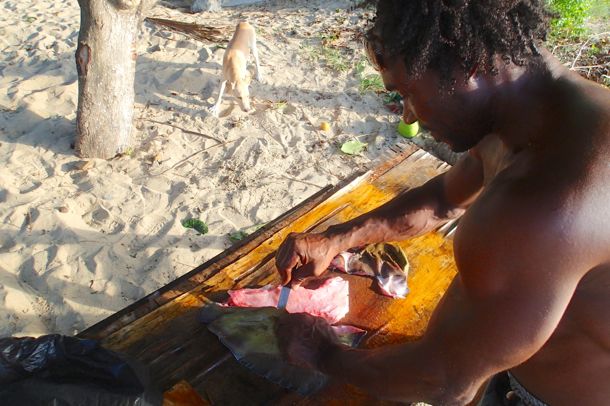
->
xmin=574 ymin=73 xmax=610 ymax=109
xmin=562 ymin=76 xmax=610 ymax=153
xmin=454 ymin=166 xmax=609 ymax=286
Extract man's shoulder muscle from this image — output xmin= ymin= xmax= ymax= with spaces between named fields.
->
xmin=454 ymin=180 xmax=597 ymax=292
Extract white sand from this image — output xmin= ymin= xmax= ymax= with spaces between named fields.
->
xmin=0 ymin=0 xmax=411 ymax=337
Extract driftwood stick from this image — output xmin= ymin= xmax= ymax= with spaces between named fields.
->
xmin=151 ymin=139 xmax=238 ymax=177
xmin=570 ymin=31 xmax=610 ymax=70
xmin=274 ymin=173 xmax=325 ymax=189
xmin=572 ymin=64 xmax=606 ymax=70
xmin=571 ymin=38 xmax=591 ymax=70
xmin=144 ymin=119 xmax=223 ymax=143
xmin=145 ymin=17 xmax=227 ymax=43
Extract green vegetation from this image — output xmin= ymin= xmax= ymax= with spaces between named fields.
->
xmin=228 ymin=223 xmax=266 ymax=243
xmin=545 ymin=0 xmax=608 ymax=87
xmin=383 ymin=91 xmax=402 ymax=104
xmin=355 ymin=60 xmax=367 ymax=75
xmin=182 ymin=218 xmax=209 ymax=235
xmin=272 ymin=100 xmax=287 ymax=110
xmin=322 ymin=47 xmax=350 ymax=72
xmin=320 ymin=31 xmax=340 ymax=45
xmin=355 ymin=59 xmax=386 ymax=93
xmin=547 ymin=0 xmax=593 ymax=39
xmin=302 ymin=44 xmax=350 ymax=72
xmin=358 ymin=74 xmax=385 ymax=93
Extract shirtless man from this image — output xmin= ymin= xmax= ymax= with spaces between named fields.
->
xmin=274 ymin=1 xmax=610 ymax=404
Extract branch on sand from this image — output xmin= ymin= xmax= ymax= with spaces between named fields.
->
xmin=144 ymin=119 xmax=223 ymax=143
xmin=145 ymin=17 xmax=227 ymax=43
xmin=150 ymin=138 xmax=238 ymax=177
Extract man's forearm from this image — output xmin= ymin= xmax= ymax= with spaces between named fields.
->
xmin=323 ymin=175 xmax=463 ymax=252
xmin=318 ymin=342 xmax=447 ymax=403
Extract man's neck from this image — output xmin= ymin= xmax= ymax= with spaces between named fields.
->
xmin=491 ymin=50 xmax=574 ymax=153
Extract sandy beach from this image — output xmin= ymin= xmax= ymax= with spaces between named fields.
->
xmin=0 ymin=0 xmax=415 ymax=337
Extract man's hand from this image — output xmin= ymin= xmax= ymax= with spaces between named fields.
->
xmin=274 ymin=151 xmax=486 ymax=286
xmin=276 ymin=312 xmax=343 ymax=370
xmin=275 ymin=232 xmax=338 ymax=285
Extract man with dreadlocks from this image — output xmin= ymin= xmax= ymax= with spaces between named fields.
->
xmin=274 ymin=0 xmax=610 ymax=404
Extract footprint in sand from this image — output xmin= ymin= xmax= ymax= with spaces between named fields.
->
xmin=83 ymin=204 xmax=125 ymax=234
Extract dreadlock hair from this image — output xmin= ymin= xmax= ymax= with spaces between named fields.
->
xmin=372 ymin=0 xmax=551 ymax=89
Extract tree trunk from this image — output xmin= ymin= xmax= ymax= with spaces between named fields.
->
xmin=75 ymin=0 xmax=148 ymax=159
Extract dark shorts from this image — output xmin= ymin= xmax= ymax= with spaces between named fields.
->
xmin=478 ymin=372 xmax=549 ymax=406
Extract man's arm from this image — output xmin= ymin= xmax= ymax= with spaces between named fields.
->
xmin=276 ymin=151 xmax=485 ymax=283
xmin=315 ymin=201 xmax=586 ymax=404
xmin=324 ymin=151 xmax=485 ymax=252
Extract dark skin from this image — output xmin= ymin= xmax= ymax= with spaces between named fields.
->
xmin=275 ymin=45 xmax=610 ymax=404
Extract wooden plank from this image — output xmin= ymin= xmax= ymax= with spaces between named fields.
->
xmin=79 ymin=144 xmax=420 ymax=341
xmin=82 ymin=146 xmax=456 ymax=404
xmin=97 ymin=147 xmax=442 ymax=351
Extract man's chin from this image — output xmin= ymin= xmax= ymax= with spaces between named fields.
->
xmin=429 ymin=129 xmax=479 ymax=153
xmin=447 ymin=142 xmax=471 ymax=153
xmin=441 ymin=135 xmax=480 ymax=153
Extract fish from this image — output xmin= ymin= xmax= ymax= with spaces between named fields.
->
xmin=200 ymin=303 xmax=365 ymax=395
xmin=226 ymin=276 xmax=349 ymax=324
xmin=330 ymin=243 xmax=409 ymax=298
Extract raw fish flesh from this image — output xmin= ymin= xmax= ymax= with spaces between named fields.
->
xmin=330 ymin=243 xmax=409 ymax=298
xmin=227 ymin=277 xmax=349 ymax=324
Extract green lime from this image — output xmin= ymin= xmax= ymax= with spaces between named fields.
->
xmin=397 ymin=120 xmax=419 ymax=138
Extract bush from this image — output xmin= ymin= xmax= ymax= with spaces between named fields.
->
xmin=547 ymin=0 xmax=593 ymax=38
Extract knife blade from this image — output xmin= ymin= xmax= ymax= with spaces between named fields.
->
xmin=277 ymin=285 xmax=291 ymax=310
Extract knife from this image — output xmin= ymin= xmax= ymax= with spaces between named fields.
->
xmin=277 ymin=285 xmax=291 ymax=310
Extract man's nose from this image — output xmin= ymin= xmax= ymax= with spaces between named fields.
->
xmin=402 ymin=102 xmax=417 ymax=124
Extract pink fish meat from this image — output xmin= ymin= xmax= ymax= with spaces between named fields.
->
xmin=226 ymin=277 xmax=349 ymax=324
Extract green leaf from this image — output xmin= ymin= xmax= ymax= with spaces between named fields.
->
xmin=182 ymin=218 xmax=208 ymax=234
xmin=340 ymin=140 xmax=367 ymax=155
xmin=228 ymin=223 xmax=266 ymax=243
xmin=228 ymin=230 xmax=248 ymax=243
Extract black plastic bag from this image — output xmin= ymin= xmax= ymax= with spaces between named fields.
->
xmin=0 ymin=334 xmax=161 ymax=406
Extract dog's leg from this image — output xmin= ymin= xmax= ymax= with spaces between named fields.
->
xmin=250 ymin=31 xmax=263 ymax=82
xmin=208 ymin=80 xmax=227 ymax=117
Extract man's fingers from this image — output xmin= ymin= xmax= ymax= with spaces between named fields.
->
xmin=275 ymin=235 xmax=299 ymax=285
xmin=292 ymin=262 xmax=314 ymax=280
xmin=280 ymin=267 xmax=292 ymax=286
xmin=278 ymin=257 xmax=296 ymax=285
xmin=277 ymin=254 xmax=302 ymax=285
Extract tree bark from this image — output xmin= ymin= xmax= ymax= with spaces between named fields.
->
xmin=75 ymin=0 xmax=149 ymax=159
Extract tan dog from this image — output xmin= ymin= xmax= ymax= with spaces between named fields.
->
xmin=209 ymin=22 xmax=262 ymax=117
